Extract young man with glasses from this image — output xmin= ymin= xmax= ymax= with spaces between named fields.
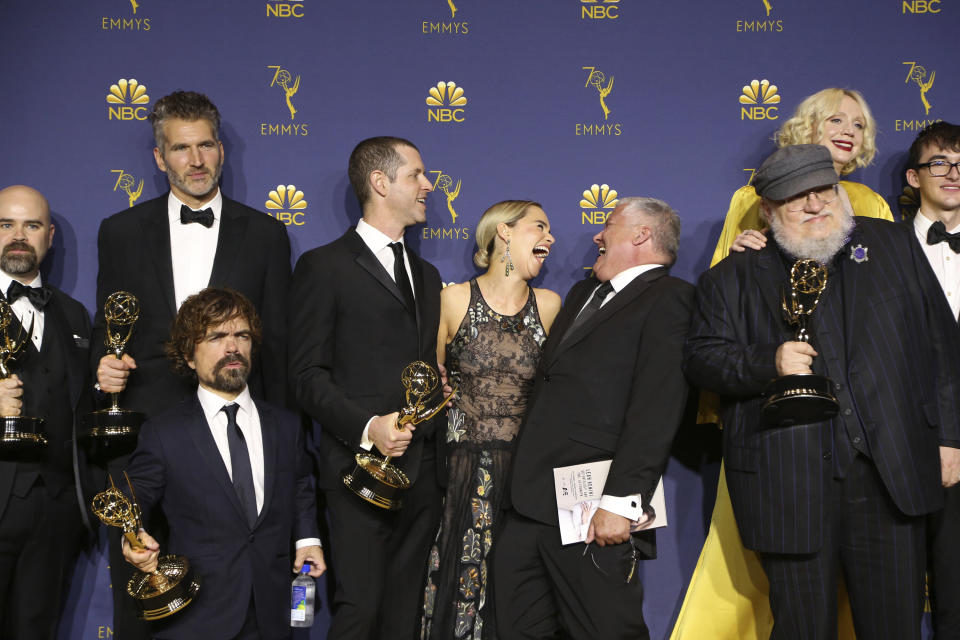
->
xmin=905 ymin=121 xmax=960 ymax=640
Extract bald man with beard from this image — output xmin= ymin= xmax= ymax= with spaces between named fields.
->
xmin=0 ymin=186 xmax=93 ymax=639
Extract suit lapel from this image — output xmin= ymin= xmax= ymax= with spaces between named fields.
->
xmin=142 ymin=199 xmax=177 ymax=318
xmin=754 ymin=245 xmax=790 ymax=335
xmin=255 ymin=401 xmax=278 ymax=527
xmin=208 ymin=198 xmax=247 ymax=288
xmin=541 ymin=279 xmax=592 ymax=367
xmin=43 ymin=294 xmax=83 ymax=407
xmin=347 ymin=229 xmax=408 ymax=307
xmin=185 ymin=397 xmax=250 ymax=526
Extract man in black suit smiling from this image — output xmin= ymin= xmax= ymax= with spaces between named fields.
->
xmin=93 ymin=90 xmax=292 ymax=640
xmin=289 ymin=136 xmax=442 ymax=639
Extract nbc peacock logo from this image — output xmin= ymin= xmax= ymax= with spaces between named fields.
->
xmin=739 ymin=78 xmax=780 ymax=120
xmin=580 ymin=183 xmax=619 ymax=224
xmin=107 ymin=78 xmax=150 ymax=121
xmin=426 ymin=82 xmax=467 ymax=123
xmin=264 ymin=184 xmax=307 ymax=226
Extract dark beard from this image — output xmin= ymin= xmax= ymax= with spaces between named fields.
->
xmin=0 ymin=241 xmax=38 ymax=276
xmin=206 ymin=353 xmax=250 ymax=394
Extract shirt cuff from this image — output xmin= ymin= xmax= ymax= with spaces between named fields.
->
xmin=359 ymin=416 xmax=375 ymax=451
xmin=598 ymin=494 xmax=642 ymax=521
xmin=295 ymin=538 xmax=322 ymax=549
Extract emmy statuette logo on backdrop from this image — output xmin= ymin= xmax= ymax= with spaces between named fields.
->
xmin=422 ymin=171 xmax=470 ymax=241
xmin=110 ymin=170 xmax=144 ymax=208
xmin=101 ymin=0 xmax=151 ymax=30
xmin=421 ymin=0 xmax=469 ymax=34
xmin=894 ymin=61 xmax=942 ymax=132
xmin=576 ymin=67 xmax=621 ymax=136
xmin=426 ymin=82 xmax=468 ymax=123
xmin=260 ymin=66 xmax=309 ymax=136
xmin=739 ymin=78 xmax=780 ymax=120
xmin=266 ymin=0 xmax=304 ymax=18
xmin=580 ymin=0 xmax=619 ymax=21
xmin=107 ymin=79 xmax=150 ymax=121
xmin=735 ymin=0 xmax=783 ymax=32
xmin=580 ymin=184 xmax=619 ymax=225
xmin=264 ymin=185 xmax=308 ymax=226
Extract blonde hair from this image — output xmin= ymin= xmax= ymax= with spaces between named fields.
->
xmin=775 ymin=88 xmax=877 ymax=175
xmin=473 ymin=200 xmax=541 ymax=268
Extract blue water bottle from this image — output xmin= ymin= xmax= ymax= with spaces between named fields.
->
xmin=291 ymin=563 xmax=315 ymax=627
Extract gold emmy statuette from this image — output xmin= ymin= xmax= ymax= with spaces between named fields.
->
xmin=81 ymin=292 xmax=145 ymax=460
xmin=91 ymin=473 xmax=200 ymax=620
xmin=0 ymin=298 xmax=48 ymax=454
xmin=343 ymin=361 xmax=455 ymax=510
xmin=762 ymin=259 xmax=840 ymax=427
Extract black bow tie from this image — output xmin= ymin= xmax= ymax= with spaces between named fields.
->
xmin=927 ymin=220 xmax=960 ymax=253
xmin=6 ymin=280 xmax=52 ymax=310
xmin=180 ymin=204 xmax=214 ymax=228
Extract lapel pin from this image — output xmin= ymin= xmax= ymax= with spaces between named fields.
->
xmin=850 ymin=244 xmax=868 ymax=263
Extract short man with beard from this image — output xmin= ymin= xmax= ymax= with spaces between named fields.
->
xmin=92 ymin=91 xmax=292 ymax=639
xmin=904 ymin=121 xmax=960 ymax=638
xmin=122 ymin=287 xmax=324 ymax=639
xmin=684 ymin=144 xmax=960 ymax=639
xmin=0 ymin=186 xmax=93 ymax=639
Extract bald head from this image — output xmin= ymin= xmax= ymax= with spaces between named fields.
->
xmin=0 ymin=185 xmax=55 ymax=283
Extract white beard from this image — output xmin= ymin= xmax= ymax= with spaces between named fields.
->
xmin=769 ymin=209 xmax=855 ymax=264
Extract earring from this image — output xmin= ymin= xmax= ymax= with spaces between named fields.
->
xmin=500 ymin=238 xmax=515 ymax=277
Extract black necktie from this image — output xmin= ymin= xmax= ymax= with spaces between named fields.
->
xmin=222 ymin=403 xmax=258 ymax=527
xmin=927 ymin=220 xmax=960 ymax=253
xmin=389 ymin=242 xmax=416 ymax=313
xmin=568 ymin=281 xmax=614 ymax=335
xmin=6 ymin=280 xmax=52 ymax=310
xmin=180 ymin=204 xmax=214 ymax=228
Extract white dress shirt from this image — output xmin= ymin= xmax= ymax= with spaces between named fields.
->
xmin=0 ymin=271 xmax=44 ymax=350
xmin=578 ymin=263 xmax=665 ymax=522
xmin=355 ymin=218 xmax=415 ymax=450
xmin=914 ymin=210 xmax=960 ymax=320
xmin=196 ymin=385 xmax=319 ymax=548
xmin=168 ymin=190 xmax=222 ymax=311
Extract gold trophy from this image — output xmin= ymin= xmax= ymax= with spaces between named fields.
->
xmin=0 ymin=298 xmax=47 ymax=454
xmin=762 ymin=259 xmax=840 ymax=427
xmin=91 ymin=473 xmax=200 ymax=620
xmin=343 ymin=361 xmax=455 ymax=510
xmin=81 ymin=291 xmax=145 ymax=459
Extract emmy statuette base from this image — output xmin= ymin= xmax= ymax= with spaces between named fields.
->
xmin=80 ymin=408 xmax=145 ymax=461
xmin=126 ymin=555 xmax=201 ymax=620
xmin=762 ymin=373 xmax=839 ymax=427
xmin=343 ymin=453 xmax=411 ymax=511
xmin=0 ymin=416 xmax=47 ymax=456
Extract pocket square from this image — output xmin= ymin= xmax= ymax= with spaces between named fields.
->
xmin=73 ymin=335 xmax=89 ymax=348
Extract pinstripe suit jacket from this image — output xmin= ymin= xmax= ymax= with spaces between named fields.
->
xmin=684 ymin=217 xmax=960 ymax=554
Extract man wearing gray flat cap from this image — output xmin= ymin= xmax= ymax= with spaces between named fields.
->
xmin=684 ymin=144 xmax=960 ymax=639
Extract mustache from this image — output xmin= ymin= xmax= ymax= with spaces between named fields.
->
xmin=214 ymin=353 xmax=249 ymax=373
xmin=2 ymin=241 xmax=35 ymax=256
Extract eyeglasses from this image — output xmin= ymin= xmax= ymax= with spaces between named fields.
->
xmin=917 ymin=160 xmax=960 ymax=177
xmin=783 ymin=185 xmax=839 ymax=212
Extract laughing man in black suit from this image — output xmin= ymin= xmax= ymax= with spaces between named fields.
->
xmin=93 ymin=90 xmax=292 ymax=640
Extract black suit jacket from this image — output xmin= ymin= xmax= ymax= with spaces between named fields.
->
xmin=289 ymin=227 xmax=442 ymax=487
xmin=510 ymin=268 xmax=694 ymax=544
xmin=0 ymin=286 xmax=93 ymax=530
xmin=92 ymin=193 xmax=291 ymax=416
xmin=123 ymin=395 xmax=318 ymax=640
xmin=684 ymin=218 xmax=960 ymax=554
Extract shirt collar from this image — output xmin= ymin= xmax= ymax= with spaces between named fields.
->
xmin=607 ymin=263 xmax=663 ymax=293
xmin=915 ymin=209 xmax=960 ymax=234
xmin=197 ymin=384 xmax=253 ymax=424
xmin=168 ymin=190 xmax=223 ymax=223
xmin=0 ymin=271 xmax=42 ymax=298
xmin=356 ymin=218 xmax=403 ymax=254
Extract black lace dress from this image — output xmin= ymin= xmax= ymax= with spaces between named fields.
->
xmin=421 ymin=278 xmax=546 ymax=639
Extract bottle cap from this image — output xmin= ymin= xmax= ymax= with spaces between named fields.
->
xmin=300 ymin=563 xmax=311 ymax=574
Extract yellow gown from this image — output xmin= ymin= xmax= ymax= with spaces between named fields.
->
xmin=671 ymin=181 xmax=893 ymax=639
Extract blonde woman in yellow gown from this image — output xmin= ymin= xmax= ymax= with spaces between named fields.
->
xmin=672 ymin=88 xmax=893 ymax=639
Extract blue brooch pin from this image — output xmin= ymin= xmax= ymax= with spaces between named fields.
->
xmin=850 ymin=244 xmax=868 ymax=263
